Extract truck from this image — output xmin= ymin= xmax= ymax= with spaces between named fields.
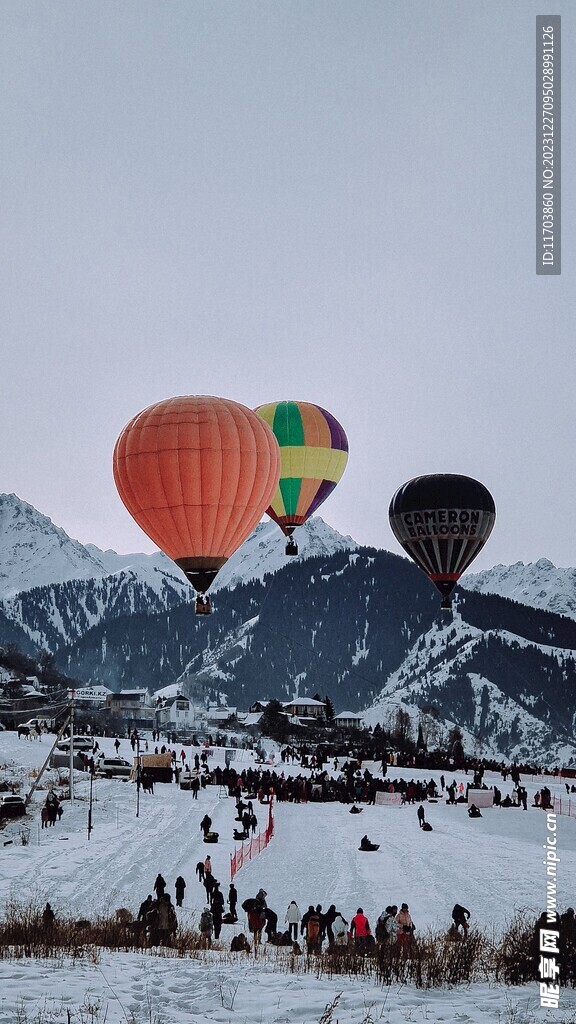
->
xmin=133 ymin=752 xmax=173 ymax=784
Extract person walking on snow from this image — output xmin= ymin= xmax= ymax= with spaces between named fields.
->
xmin=199 ymin=906 xmax=213 ymax=948
xmin=332 ymin=911 xmax=348 ymax=946
xmin=211 ymin=884 xmax=225 ymax=938
xmin=452 ymin=903 xmax=471 ymax=937
xmin=395 ymin=903 xmax=415 ymax=948
xmin=285 ymin=900 xmax=301 ymax=941
xmin=350 ymin=908 xmax=371 ymax=951
xmin=304 ymin=907 xmax=322 ymax=953
xmin=175 ymin=876 xmax=186 ymax=907
xmin=228 ymin=883 xmax=238 ymax=921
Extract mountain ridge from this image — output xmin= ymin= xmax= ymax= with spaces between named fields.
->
xmin=1 ymin=493 xmax=576 ymax=765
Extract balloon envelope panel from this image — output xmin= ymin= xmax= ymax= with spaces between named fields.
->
xmin=255 ymin=401 xmax=348 ymax=532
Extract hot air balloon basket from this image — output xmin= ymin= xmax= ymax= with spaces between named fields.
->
xmin=195 ymin=597 xmax=212 ymax=616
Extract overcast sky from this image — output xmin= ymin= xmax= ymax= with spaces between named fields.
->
xmin=0 ymin=1 xmax=574 ymax=571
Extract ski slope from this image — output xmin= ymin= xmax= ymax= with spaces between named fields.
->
xmin=0 ymin=731 xmax=575 ymax=1023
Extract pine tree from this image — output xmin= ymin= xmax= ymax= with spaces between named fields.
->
xmin=416 ymin=722 xmax=427 ymax=751
xmin=323 ymin=695 xmax=335 ymax=722
xmin=260 ymin=699 xmax=290 ymax=743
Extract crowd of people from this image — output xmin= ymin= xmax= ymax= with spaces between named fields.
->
xmin=189 ymin=883 xmax=468 ymax=956
xmin=137 ymin=869 xmax=576 ymax=964
xmin=27 ymin=727 xmax=573 ymax=962
xmin=135 ymin=875 xmax=179 ymax=946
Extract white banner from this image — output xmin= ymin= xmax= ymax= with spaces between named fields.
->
xmin=375 ymin=792 xmax=403 ymax=806
xmin=467 ymin=789 xmax=494 ymax=808
xmin=73 ymin=687 xmax=110 ymax=702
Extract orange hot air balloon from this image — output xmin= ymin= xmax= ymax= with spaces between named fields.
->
xmin=113 ymin=396 xmax=281 ymax=612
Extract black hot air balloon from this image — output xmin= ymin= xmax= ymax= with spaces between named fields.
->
xmin=389 ymin=474 xmax=496 ymax=608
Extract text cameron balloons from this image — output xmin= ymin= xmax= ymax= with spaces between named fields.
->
xmin=389 ymin=474 xmax=496 ymax=608
xmin=255 ymin=400 xmax=349 ymax=537
xmin=113 ymin=396 xmax=281 ymax=594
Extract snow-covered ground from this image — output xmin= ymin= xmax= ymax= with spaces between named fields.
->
xmin=1 ymin=731 xmax=575 ymax=1023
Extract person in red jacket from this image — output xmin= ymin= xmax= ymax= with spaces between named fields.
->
xmin=350 ymin=908 xmax=371 ymax=950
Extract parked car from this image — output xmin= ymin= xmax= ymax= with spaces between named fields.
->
xmin=95 ymin=756 xmax=132 ymax=779
xmin=0 ymin=795 xmax=26 ymax=819
xmin=50 ymin=751 xmax=87 ymax=770
xmin=56 ymin=736 xmax=93 ymax=752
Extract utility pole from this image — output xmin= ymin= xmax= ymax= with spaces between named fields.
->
xmin=25 ymin=714 xmax=72 ymax=806
xmin=68 ymin=691 xmax=75 ymax=804
xmin=87 ymin=771 xmax=94 ymax=840
xmin=136 ymin=733 xmax=141 ymax=818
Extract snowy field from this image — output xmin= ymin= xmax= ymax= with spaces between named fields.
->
xmin=1 ymin=731 xmax=575 ymax=1023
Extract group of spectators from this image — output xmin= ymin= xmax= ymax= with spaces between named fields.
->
xmin=135 ymin=873 xmax=185 ymax=946
xmin=199 ymin=889 xmax=425 ymax=955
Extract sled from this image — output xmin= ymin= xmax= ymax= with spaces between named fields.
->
xmin=359 ymin=843 xmax=379 ymax=851
xmin=203 ymin=831 xmax=219 ymax=843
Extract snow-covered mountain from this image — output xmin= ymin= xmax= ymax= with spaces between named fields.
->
xmin=3 ymin=492 xmax=576 ymax=765
xmin=362 ymin=604 xmax=576 ymax=765
xmin=0 ymin=494 xmax=108 ymax=599
xmin=0 ymin=492 xmax=200 ymax=601
xmin=462 ymin=558 xmax=576 ymax=621
xmin=50 ymin=542 xmax=576 ymax=765
xmin=0 ymin=493 xmax=357 ymax=649
xmin=210 ymin=517 xmax=357 ymax=591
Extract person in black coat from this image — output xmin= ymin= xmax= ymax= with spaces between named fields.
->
xmin=154 ymin=873 xmax=166 ymax=898
xmin=175 ymin=875 xmax=186 ymax=907
xmin=322 ymin=904 xmax=337 ymax=943
xmin=452 ymin=904 xmax=471 ymax=936
xmin=138 ymin=895 xmax=155 ymax=922
xmin=228 ymin=884 xmax=238 ymax=921
xmin=200 ymin=814 xmax=212 ymax=837
xmin=300 ymin=905 xmax=315 ymax=936
xmin=204 ymin=873 xmax=216 ymax=903
xmin=264 ymin=907 xmax=278 ymax=940
xmin=211 ymin=884 xmax=225 ymax=938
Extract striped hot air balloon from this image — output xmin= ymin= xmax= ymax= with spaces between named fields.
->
xmin=255 ymin=401 xmax=349 ymax=554
xmin=389 ymin=474 xmax=496 ymax=609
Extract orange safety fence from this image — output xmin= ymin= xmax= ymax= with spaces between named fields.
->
xmin=230 ymin=805 xmax=274 ymax=879
xmin=552 ymin=796 xmax=576 ymax=818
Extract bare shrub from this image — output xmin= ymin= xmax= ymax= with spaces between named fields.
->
xmin=0 ymin=901 xmax=573 ymax=992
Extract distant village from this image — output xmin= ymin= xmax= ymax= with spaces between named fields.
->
xmin=0 ymin=666 xmax=363 ymax=742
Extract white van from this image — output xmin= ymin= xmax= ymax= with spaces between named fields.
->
xmin=95 ymin=756 xmax=132 ymax=779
